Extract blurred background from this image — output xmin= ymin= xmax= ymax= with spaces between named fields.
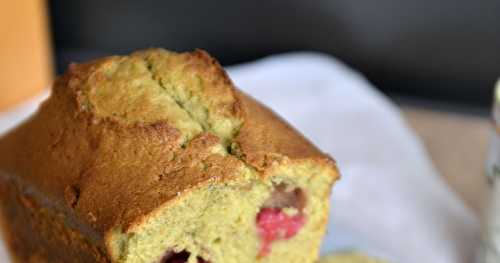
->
xmin=1 ymin=0 xmax=499 ymax=218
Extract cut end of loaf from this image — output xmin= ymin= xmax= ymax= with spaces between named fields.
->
xmin=107 ymin=160 xmax=336 ymax=263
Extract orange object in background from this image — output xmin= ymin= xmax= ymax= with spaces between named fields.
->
xmin=0 ymin=0 xmax=53 ymax=111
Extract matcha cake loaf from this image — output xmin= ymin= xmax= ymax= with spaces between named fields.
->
xmin=0 ymin=49 xmax=339 ymax=263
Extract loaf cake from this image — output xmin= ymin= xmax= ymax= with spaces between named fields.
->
xmin=0 ymin=49 xmax=339 ymax=263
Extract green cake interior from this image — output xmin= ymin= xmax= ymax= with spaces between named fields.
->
xmin=107 ymin=161 xmax=334 ymax=263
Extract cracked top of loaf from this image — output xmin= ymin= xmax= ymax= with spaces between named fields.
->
xmin=0 ymin=49 xmax=337 ymax=241
xmin=77 ymin=49 xmax=241 ymax=145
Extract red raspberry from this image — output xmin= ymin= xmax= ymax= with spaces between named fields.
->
xmin=256 ymin=208 xmax=306 ymax=256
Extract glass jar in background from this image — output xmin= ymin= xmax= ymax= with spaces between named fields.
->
xmin=478 ymin=80 xmax=500 ymax=263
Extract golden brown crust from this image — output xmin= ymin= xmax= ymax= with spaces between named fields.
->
xmin=0 ymin=173 xmax=110 ymax=263
xmin=234 ymin=91 xmax=333 ymax=171
xmin=0 ymin=49 xmax=338 ymax=261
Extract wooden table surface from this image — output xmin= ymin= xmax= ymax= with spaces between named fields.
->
xmin=402 ymin=106 xmax=491 ymax=219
